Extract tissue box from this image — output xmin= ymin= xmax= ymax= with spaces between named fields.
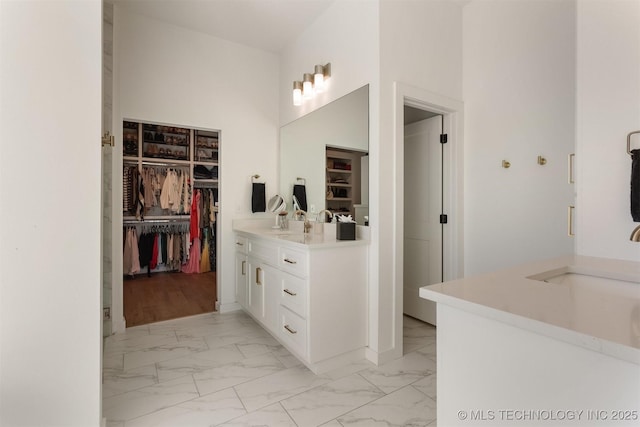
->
xmin=336 ymin=222 xmax=356 ymax=240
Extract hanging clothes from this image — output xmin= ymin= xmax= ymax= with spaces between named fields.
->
xmin=172 ymin=233 xmax=182 ymax=270
xmin=123 ymin=166 xmax=145 ymax=219
xmin=160 ymin=169 xmax=181 ymax=211
xmin=150 ymin=234 xmax=159 ymax=270
xmin=182 ymin=173 xmax=191 ymax=214
xmin=142 ymin=167 xmax=155 ymax=210
xmin=136 ymin=173 xmax=145 ymax=220
xmin=209 ymin=189 xmax=215 ymax=225
xmin=123 ymin=228 xmax=140 ymax=275
xmin=189 ymin=190 xmax=200 ymax=241
xmin=200 ymin=229 xmax=211 ymax=273
xmin=182 ymin=237 xmax=201 ymax=274
xmin=138 ymin=232 xmax=155 ymax=276
xmin=123 ymin=166 xmax=133 ymax=213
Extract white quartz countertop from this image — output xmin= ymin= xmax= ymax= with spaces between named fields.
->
xmin=420 ymin=255 xmax=640 ymax=364
xmin=233 ymin=218 xmax=369 ymax=249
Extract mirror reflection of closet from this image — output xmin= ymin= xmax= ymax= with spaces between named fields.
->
xmin=280 ymin=85 xmax=369 ymax=224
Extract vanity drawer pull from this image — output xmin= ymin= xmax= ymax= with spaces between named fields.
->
xmin=256 ymin=267 xmax=262 ymax=285
xmin=236 ymin=242 xmax=244 ymax=246
xmin=283 ymin=258 xmax=297 ymax=265
xmin=284 ymin=324 xmax=297 ymax=334
xmin=283 ymin=289 xmax=297 ymax=296
xmin=242 ymin=260 xmax=246 ymax=276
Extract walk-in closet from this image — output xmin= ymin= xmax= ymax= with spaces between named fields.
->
xmin=122 ymin=120 xmax=220 ymax=326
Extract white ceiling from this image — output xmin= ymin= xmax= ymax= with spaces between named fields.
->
xmin=112 ymin=0 xmax=335 ymax=53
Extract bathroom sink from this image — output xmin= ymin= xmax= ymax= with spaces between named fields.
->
xmin=527 ymin=265 xmax=639 ymax=287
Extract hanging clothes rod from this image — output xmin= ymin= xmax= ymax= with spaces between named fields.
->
xmin=627 ymin=130 xmax=640 ymax=156
xmin=194 ymin=181 xmax=219 ymax=188
xmin=141 ymin=161 xmax=189 ymax=168
xmin=123 ymin=217 xmax=189 ymax=225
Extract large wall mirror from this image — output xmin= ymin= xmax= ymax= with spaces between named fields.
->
xmin=280 ymin=84 xmax=369 ymax=225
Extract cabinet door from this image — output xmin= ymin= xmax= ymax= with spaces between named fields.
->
xmin=262 ymin=264 xmax=279 ymax=333
xmin=235 ymin=252 xmax=248 ymax=308
xmin=248 ymin=258 xmax=265 ymax=321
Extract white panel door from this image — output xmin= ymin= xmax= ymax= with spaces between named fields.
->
xmin=403 ymin=116 xmax=442 ymax=325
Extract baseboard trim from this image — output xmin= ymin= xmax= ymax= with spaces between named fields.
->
xmin=112 ymin=316 xmax=126 ymax=334
xmin=308 ymin=348 xmax=367 ymax=375
xmin=365 ymin=346 xmax=403 ymax=366
xmin=218 ymin=302 xmax=242 ymax=313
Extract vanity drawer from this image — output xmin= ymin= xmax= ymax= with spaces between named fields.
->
xmin=279 ymin=273 xmax=307 ymax=319
xmin=235 ymin=236 xmax=248 ymax=254
xmin=248 ymin=240 xmax=278 ymax=265
xmin=279 ymin=247 xmax=308 ymax=277
xmin=278 ymin=305 xmax=307 ymax=359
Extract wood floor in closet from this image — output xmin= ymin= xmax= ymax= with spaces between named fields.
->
xmin=124 ymin=272 xmax=216 ymax=327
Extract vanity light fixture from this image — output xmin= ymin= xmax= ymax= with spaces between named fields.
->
xmin=292 ymin=63 xmax=332 ymax=106
xmin=302 ymin=73 xmax=314 ymax=99
xmin=314 ymin=63 xmax=331 ymax=92
xmin=292 ymin=81 xmax=302 ymax=106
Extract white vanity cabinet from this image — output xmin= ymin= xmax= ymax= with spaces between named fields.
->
xmin=234 ymin=236 xmax=248 ymax=308
xmin=234 ymin=230 xmax=368 ymax=374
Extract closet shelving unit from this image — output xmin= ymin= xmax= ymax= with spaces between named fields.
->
xmin=123 ymin=120 xmax=220 ymax=214
xmin=192 ymin=129 xmax=220 ymax=210
xmin=122 ymin=119 xmax=221 ymax=274
xmin=326 ymin=147 xmax=359 ymax=217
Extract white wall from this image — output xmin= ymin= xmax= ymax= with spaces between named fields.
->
xmin=279 ymin=0 xmax=379 ymax=127
xmin=112 ymin=8 xmax=280 ymax=321
xmin=278 ymin=0 xmax=381 ymax=351
xmin=0 ymin=1 xmax=102 ymax=425
xmin=576 ymin=0 xmax=640 ymax=261
xmin=379 ymin=0 xmax=464 ymax=359
xmin=463 ymin=0 xmax=576 ymax=275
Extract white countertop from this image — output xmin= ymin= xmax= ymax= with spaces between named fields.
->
xmin=233 ymin=218 xmax=370 ymax=249
xmin=420 ymin=255 xmax=640 ymax=364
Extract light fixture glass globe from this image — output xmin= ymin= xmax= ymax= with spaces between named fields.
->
xmin=303 ymin=73 xmax=314 ymax=99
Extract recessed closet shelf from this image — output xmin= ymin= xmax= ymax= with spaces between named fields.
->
xmin=143 ymin=140 xmax=189 ymax=147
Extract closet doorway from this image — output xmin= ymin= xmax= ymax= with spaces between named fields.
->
xmin=403 ymin=109 xmax=443 ymax=326
xmin=121 ymin=120 xmax=220 ymax=327
xmin=394 ymin=83 xmax=464 ymax=357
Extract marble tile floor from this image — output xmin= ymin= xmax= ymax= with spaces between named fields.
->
xmin=103 ymin=311 xmax=437 ymax=427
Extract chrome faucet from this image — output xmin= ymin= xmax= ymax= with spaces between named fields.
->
xmin=316 ymin=209 xmax=333 ymax=223
xmin=294 ymin=209 xmax=312 ymax=233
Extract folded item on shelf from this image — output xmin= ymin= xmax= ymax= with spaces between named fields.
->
xmin=194 ymin=165 xmax=215 ymax=179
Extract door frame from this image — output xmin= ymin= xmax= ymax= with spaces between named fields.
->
xmin=392 ymin=82 xmax=464 ymax=355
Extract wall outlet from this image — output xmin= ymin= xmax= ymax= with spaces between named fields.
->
xmin=103 ymin=307 xmax=111 ymax=321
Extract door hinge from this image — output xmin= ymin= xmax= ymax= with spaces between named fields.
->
xmin=439 ymin=214 xmax=448 ymax=224
xmin=440 ymin=134 xmax=448 ymax=144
